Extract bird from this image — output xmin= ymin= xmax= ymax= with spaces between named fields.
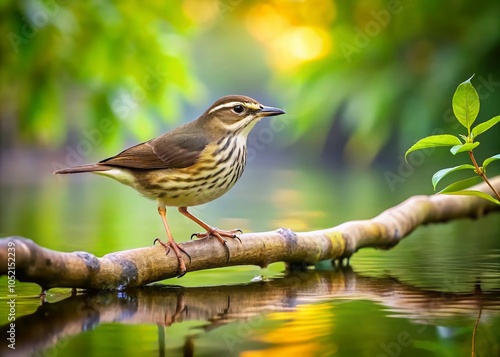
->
xmin=54 ymin=95 xmax=286 ymax=276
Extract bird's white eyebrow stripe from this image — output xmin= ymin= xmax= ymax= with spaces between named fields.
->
xmin=208 ymin=101 xmax=260 ymax=114
xmin=208 ymin=102 xmax=242 ymax=114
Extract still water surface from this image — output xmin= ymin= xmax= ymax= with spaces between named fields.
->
xmin=1 ymin=164 xmax=499 ymax=356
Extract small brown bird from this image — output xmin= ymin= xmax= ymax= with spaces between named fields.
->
xmin=55 ymin=95 xmax=285 ymax=276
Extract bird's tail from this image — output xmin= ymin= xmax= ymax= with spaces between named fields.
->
xmin=54 ymin=164 xmax=112 ymax=174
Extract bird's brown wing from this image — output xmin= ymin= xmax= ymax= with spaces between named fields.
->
xmin=149 ymin=132 xmax=209 ymax=168
xmin=99 ymin=132 xmax=209 ymax=170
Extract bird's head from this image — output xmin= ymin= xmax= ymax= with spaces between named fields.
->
xmin=201 ymin=95 xmax=286 ymax=138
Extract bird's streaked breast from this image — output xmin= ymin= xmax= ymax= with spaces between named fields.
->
xmin=129 ymin=135 xmax=248 ymax=206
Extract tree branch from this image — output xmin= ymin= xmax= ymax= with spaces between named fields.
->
xmin=1 ymin=177 xmax=500 ymax=290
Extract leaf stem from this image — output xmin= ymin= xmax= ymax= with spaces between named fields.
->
xmin=469 ymin=151 xmax=500 ymax=201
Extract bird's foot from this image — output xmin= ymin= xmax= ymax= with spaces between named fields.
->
xmin=190 ymin=228 xmax=242 ymax=243
xmin=153 ymin=238 xmax=191 ymax=278
xmin=190 ymin=228 xmax=242 ymax=264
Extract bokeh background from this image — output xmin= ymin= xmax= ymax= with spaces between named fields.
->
xmin=1 ymin=1 xmax=500 ymax=356
xmin=1 ymin=0 xmax=500 ymax=172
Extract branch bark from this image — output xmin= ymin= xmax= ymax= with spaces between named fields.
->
xmin=1 ymin=177 xmax=499 ymax=290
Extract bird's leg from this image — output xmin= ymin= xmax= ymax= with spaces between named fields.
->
xmin=154 ymin=206 xmax=191 ymax=277
xmin=178 ymin=206 xmax=242 ymax=246
xmin=178 ymin=206 xmax=241 ymax=264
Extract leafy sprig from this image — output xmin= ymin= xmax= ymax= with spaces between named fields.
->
xmin=405 ymin=75 xmax=500 ymax=205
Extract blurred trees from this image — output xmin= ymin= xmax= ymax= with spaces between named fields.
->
xmin=0 ymin=1 xmax=202 ymax=149
xmin=245 ymin=0 xmax=500 ymax=165
xmin=1 ymin=0 xmax=499 ymax=166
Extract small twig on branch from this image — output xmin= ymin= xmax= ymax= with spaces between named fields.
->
xmin=469 ymin=150 xmax=500 ymax=201
xmin=1 ymin=177 xmax=499 ymax=290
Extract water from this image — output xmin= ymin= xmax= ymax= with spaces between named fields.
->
xmin=1 ymin=163 xmax=499 ymax=356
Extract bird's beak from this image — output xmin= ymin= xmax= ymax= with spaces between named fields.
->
xmin=258 ymin=105 xmax=286 ymax=117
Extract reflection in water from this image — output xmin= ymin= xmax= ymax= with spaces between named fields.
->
xmin=0 ymin=268 xmax=498 ymax=357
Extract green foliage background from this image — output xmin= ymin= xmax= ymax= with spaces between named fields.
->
xmin=1 ymin=0 xmax=499 ymax=165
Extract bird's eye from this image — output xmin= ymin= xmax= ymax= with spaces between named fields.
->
xmin=232 ymin=105 xmax=244 ymax=114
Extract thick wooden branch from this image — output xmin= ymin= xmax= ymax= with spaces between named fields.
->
xmin=1 ymin=177 xmax=499 ymax=290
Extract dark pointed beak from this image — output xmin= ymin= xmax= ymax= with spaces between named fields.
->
xmin=259 ymin=105 xmax=286 ymax=117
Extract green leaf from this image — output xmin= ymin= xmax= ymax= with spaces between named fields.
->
xmin=450 ymin=142 xmax=480 ymax=155
xmin=452 ymin=76 xmax=480 ymax=130
xmin=405 ymin=135 xmax=462 ymax=160
xmin=432 ymin=164 xmax=476 ymax=190
xmin=483 ymin=153 xmax=500 ymax=169
xmin=441 ymin=190 xmax=500 ymax=205
xmin=471 ymin=115 xmax=500 ymax=138
xmin=438 ymin=176 xmax=483 ymax=193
